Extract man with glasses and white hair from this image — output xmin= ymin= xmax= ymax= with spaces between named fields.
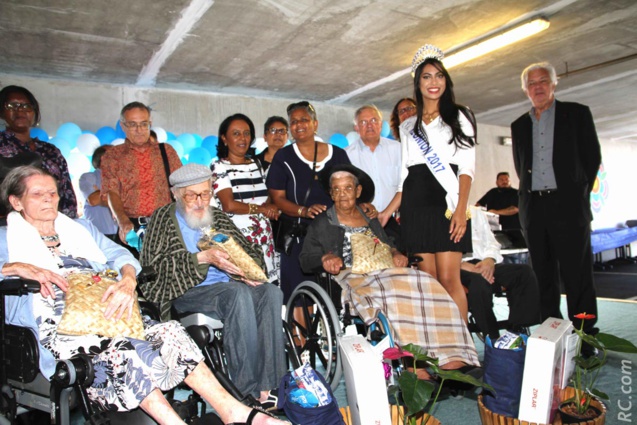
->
xmin=101 ymin=101 xmax=182 ymax=251
xmin=140 ymin=163 xmax=286 ymax=409
xmin=346 ymin=104 xmax=403 ymax=248
xmin=511 ymin=62 xmax=601 ymax=347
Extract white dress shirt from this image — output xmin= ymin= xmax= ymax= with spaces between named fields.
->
xmin=464 ymin=206 xmax=503 ymax=263
xmin=345 ymin=136 xmax=401 ymax=212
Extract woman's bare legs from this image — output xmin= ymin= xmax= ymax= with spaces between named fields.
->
xmin=140 ymin=390 xmax=187 ymax=425
xmin=416 ymin=251 xmax=468 ymax=322
xmin=184 ymin=362 xmax=288 ymax=424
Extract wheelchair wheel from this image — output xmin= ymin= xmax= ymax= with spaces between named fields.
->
xmin=285 ymin=281 xmax=342 ymax=390
xmin=283 ymin=320 xmax=302 ymax=370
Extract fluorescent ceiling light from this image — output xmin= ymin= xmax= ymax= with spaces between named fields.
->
xmin=444 ymin=17 xmax=550 ymax=69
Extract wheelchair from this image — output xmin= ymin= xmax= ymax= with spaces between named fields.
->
xmin=0 ymin=278 xmax=239 ymax=425
xmin=284 ymin=271 xmax=395 ymax=391
xmin=169 ymin=305 xmax=302 ymax=408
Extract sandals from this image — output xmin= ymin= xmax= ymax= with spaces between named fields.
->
xmin=226 ymin=407 xmax=282 ymax=425
xmin=257 ymin=389 xmax=279 ymax=412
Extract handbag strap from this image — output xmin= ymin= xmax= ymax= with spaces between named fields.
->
xmin=158 ymin=143 xmax=175 ymax=201
xmin=301 ymin=142 xmax=319 ymax=207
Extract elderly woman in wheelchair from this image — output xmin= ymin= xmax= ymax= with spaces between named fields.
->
xmin=299 ymin=164 xmax=480 ymax=383
xmin=0 ymin=166 xmax=287 ymax=425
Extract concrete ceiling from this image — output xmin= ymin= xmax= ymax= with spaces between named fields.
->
xmin=1 ymin=0 xmax=636 ymax=141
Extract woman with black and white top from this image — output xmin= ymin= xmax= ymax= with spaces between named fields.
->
xmin=211 ymin=113 xmax=280 ymax=284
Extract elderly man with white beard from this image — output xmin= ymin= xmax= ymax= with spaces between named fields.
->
xmin=140 ymin=163 xmax=286 ymax=410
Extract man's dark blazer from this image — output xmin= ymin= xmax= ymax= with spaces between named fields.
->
xmin=511 ymin=100 xmax=602 ymax=229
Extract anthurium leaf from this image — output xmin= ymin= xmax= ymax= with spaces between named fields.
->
xmin=437 ymin=369 xmax=495 ymax=394
xmin=590 ymin=388 xmax=609 ymax=400
xmin=580 ymin=333 xmax=604 ymax=350
xmin=397 ymin=371 xmax=434 ymax=416
xmin=596 ymin=333 xmax=637 ymax=353
xmin=574 ymin=355 xmax=604 ymax=371
xmin=402 ymin=343 xmax=436 ymax=364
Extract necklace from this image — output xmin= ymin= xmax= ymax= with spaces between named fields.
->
xmin=41 ymin=234 xmax=60 ymax=243
xmin=423 ymin=110 xmax=439 ymax=124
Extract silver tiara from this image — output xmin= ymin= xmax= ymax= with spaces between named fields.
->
xmin=411 ymin=44 xmax=444 ymax=76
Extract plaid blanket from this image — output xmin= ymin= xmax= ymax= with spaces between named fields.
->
xmin=336 ymin=267 xmax=479 ymax=366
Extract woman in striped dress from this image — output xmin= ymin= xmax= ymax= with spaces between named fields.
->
xmin=211 ymin=114 xmax=281 ymax=284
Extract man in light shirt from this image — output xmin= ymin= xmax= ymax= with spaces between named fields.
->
xmin=346 ymin=104 xmax=402 ymax=248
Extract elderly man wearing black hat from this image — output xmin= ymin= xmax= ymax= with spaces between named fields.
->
xmin=300 ymin=164 xmax=480 ymax=383
xmin=140 ymin=163 xmax=286 ymax=410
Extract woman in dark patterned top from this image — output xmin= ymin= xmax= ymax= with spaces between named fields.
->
xmin=0 ymin=85 xmax=77 ymax=217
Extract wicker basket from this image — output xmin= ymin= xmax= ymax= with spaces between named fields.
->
xmin=340 ymin=405 xmax=441 ymax=425
xmin=478 ymin=387 xmax=606 ymax=425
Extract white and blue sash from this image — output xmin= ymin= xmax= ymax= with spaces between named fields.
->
xmin=409 ymin=126 xmax=459 ymax=213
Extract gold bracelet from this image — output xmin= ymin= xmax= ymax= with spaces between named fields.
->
xmin=298 ymin=206 xmax=305 ymax=217
xmin=444 ymin=209 xmax=472 ymax=220
xmin=249 ymin=204 xmax=258 ymax=215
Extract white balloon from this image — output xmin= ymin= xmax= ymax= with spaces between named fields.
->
xmin=346 ymin=131 xmax=359 ymax=144
xmin=111 ymin=138 xmax=125 ymax=146
xmin=76 ymin=133 xmax=101 ymax=156
xmin=254 ymin=137 xmax=267 ymax=154
xmin=152 ymin=127 xmax=168 ymax=143
xmin=67 ymin=151 xmax=92 ymax=179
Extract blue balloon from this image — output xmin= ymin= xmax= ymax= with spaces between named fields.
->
xmin=49 ymin=136 xmax=72 ymax=158
xmin=201 ymin=135 xmax=219 ymax=153
xmin=115 ymin=121 xmax=126 ymax=139
xmin=329 ymin=133 xmax=349 ymax=149
xmin=56 ymin=122 xmax=82 ymax=146
xmin=30 ymin=128 xmax=49 ymax=142
xmin=96 ymin=126 xmax=117 ymax=145
xmin=187 ymin=147 xmax=212 ymax=166
xmin=167 ymin=140 xmax=184 ymax=158
xmin=177 ymin=133 xmax=197 ymax=152
xmin=166 ymin=131 xmax=177 ymax=141
xmin=192 ymin=133 xmax=203 ymax=147
xmin=381 ymin=120 xmax=391 ymax=138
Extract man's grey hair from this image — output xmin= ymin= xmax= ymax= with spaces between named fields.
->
xmin=120 ymin=101 xmax=152 ymax=121
xmin=353 ymin=105 xmax=382 ymax=125
xmin=520 ymin=62 xmax=558 ymax=91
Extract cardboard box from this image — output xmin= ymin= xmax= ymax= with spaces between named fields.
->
xmin=518 ymin=318 xmax=574 ymax=424
xmin=338 ymin=334 xmax=391 ymax=425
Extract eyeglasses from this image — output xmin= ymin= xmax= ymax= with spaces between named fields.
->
xmin=4 ymin=102 xmax=34 ymax=112
xmin=286 ymin=101 xmax=316 ymax=114
xmin=527 ymin=78 xmax=553 ymax=88
xmin=268 ymin=128 xmax=288 ymax=135
xmin=182 ymin=190 xmax=213 ymax=202
xmin=122 ymin=121 xmax=151 ymax=130
xmin=330 ymin=186 xmax=356 ymax=196
xmin=357 ymin=118 xmax=380 ymax=127
xmin=398 ymin=105 xmax=416 ymax=116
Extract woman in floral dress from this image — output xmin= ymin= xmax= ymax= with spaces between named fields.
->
xmin=211 ymin=114 xmax=281 ymax=284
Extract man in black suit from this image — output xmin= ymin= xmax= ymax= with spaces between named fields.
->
xmin=511 ymin=62 xmax=601 ymax=335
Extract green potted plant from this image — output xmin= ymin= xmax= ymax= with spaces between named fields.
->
xmin=384 ymin=344 xmax=493 ymax=425
xmin=558 ymin=313 xmax=637 ymax=423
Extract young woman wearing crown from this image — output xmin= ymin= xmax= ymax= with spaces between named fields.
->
xmin=381 ymin=44 xmax=477 ymax=321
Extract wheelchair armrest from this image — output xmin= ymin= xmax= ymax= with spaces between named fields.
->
xmin=137 ymin=266 xmax=157 ymax=286
xmin=0 ymin=278 xmax=41 ymax=296
xmin=408 ymin=255 xmax=423 ymax=267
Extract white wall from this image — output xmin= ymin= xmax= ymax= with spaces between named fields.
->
xmin=0 ymin=74 xmax=358 ymax=141
xmin=469 ymin=122 xmax=519 ymax=205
